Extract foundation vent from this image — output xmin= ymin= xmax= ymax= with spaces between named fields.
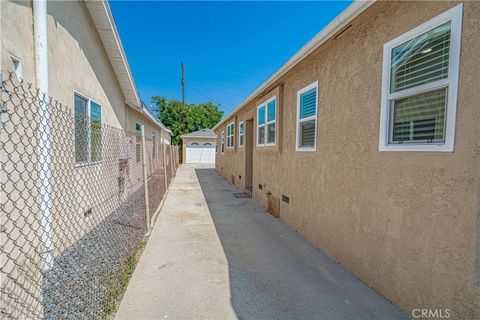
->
xmin=282 ymin=195 xmax=290 ymax=204
xmin=233 ymin=192 xmax=251 ymax=199
xmin=266 ymin=192 xmax=280 ymax=218
xmin=258 ymin=184 xmax=263 ymax=190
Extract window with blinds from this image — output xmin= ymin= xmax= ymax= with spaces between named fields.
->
xmin=296 ymin=82 xmax=318 ymax=151
xmin=390 ymin=22 xmax=451 ymax=93
xmin=379 ymin=4 xmax=462 ymax=152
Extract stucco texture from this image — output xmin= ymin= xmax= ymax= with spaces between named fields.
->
xmin=215 ymin=1 xmax=480 ymax=318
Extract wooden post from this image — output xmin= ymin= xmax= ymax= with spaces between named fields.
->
xmin=141 ymin=125 xmax=151 ymax=232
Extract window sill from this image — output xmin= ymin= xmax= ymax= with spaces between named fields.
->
xmin=75 ymin=160 xmax=103 ymax=168
xmin=256 ymin=143 xmax=276 ymax=148
xmin=379 ymin=143 xmax=453 ymax=152
xmin=296 ymin=147 xmax=316 ymax=152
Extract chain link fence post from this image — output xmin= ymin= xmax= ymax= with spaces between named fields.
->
xmin=162 ymin=139 xmax=168 ymax=189
xmin=141 ymin=125 xmax=151 ymax=233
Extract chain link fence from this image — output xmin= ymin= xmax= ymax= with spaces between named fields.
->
xmin=1 ymin=73 xmax=178 ymax=319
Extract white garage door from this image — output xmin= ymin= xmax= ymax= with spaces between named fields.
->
xmin=185 ymin=142 xmax=216 ymax=164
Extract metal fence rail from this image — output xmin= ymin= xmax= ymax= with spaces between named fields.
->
xmin=0 ymin=73 xmax=178 ymax=319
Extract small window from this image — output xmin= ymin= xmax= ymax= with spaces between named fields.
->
xmin=9 ymin=54 xmax=22 ymax=80
xmin=90 ymin=101 xmax=102 ymax=162
xmin=257 ymin=105 xmax=265 ymax=146
xmin=226 ymin=122 xmax=235 ymax=148
xmin=135 ymin=123 xmax=142 ymax=131
xmin=296 ymin=82 xmax=318 ymax=151
xmin=74 ymin=92 xmax=102 ymax=164
xmin=257 ymin=96 xmax=277 ymax=147
xmin=379 ymin=4 xmax=462 ymax=152
xmin=136 ymin=136 xmax=141 ymax=163
xmin=221 ymin=131 xmax=225 ymax=154
xmin=239 ymin=121 xmax=244 ymax=147
xmin=266 ymin=97 xmax=276 ymax=145
xmin=152 ymin=132 xmax=156 ymax=160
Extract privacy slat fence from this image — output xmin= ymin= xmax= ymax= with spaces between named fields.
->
xmin=0 ymin=73 xmax=178 ymax=319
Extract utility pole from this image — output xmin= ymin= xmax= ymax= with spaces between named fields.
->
xmin=181 ymin=62 xmax=186 ymax=142
xmin=181 ymin=62 xmax=185 ymax=109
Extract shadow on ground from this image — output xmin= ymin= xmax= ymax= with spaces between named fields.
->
xmin=195 ymin=168 xmax=409 ymax=320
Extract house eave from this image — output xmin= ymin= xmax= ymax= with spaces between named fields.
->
xmin=84 ymin=0 xmax=172 ymax=135
xmin=180 ymin=135 xmax=217 ymax=139
xmin=212 ymin=0 xmax=375 ymax=130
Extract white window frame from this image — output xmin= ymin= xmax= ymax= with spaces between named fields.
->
xmin=265 ymin=95 xmax=277 ymax=146
xmin=256 ymin=96 xmax=277 ymax=147
xmin=73 ymin=91 xmax=102 ymax=165
xmin=296 ymin=81 xmax=318 ymax=152
xmin=238 ymin=121 xmax=244 ymax=147
xmin=221 ymin=131 xmax=225 ymax=154
xmin=256 ymin=104 xmax=266 ymax=147
xmin=379 ymin=4 xmax=463 ymax=152
xmin=226 ymin=121 xmax=235 ymax=149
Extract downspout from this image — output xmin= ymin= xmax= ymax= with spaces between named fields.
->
xmin=33 ymin=0 xmax=53 ymax=269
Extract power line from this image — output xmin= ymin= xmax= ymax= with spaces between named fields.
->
xmin=189 ymin=81 xmax=251 ymax=94
xmin=188 ymin=86 xmax=220 ymax=105
xmin=189 ymin=83 xmax=247 ymax=98
xmin=188 ymin=65 xmax=265 ymax=79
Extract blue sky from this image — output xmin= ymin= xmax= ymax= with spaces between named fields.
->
xmin=110 ymin=1 xmax=352 ymax=115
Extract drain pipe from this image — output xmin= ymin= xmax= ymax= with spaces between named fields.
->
xmin=33 ymin=0 xmax=53 ymax=269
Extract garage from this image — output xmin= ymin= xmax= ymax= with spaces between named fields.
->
xmin=185 ymin=142 xmax=216 ymax=164
xmin=181 ymin=129 xmax=217 ymax=164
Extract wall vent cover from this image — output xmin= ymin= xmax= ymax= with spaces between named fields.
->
xmin=233 ymin=192 xmax=251 ymax=199
xmin=266 ymin=194 xmax=280 ymax=218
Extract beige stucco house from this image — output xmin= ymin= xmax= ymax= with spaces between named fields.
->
xmin=1 ymin=0 xmax=172 ymax=250
xmin=181 ymin=129 xmax=217 ymax=164
xmin=1 ymin=0 xmax=172 ymax=317
xmin=213 ymin=1 xmax=480 ymax=318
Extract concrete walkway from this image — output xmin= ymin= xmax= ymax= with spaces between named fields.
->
xmin=116 ymin=164 xmax=408 ymax=320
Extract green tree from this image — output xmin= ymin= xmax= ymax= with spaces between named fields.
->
xmin=151 ymin=96 xmax=223 ymax=146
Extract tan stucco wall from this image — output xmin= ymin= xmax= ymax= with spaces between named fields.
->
xmin=125 ymin=107 xmax=171 ymax=142
xmin=1 ymin=0 xmax=126 ymax=128
xmin=182 ymin=137 xmax=217 ymax=163
xmin=215 ymin=1 xmax=480 ymax=318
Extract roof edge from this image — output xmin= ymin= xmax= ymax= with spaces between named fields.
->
xmin=101 ymin=0 xmax=141 ymax=108
xmin=180 ymin=135 xmax=217 ymax=139
xmin=87 ymin=1 xmax=173 ymax=135
xmin=213 ymin=0 xmax=375 ymax=130
xmin=141 ymin=103 xmax=173 ymax=135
